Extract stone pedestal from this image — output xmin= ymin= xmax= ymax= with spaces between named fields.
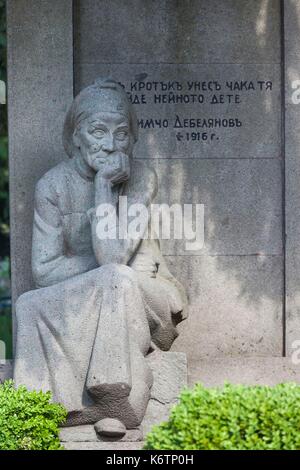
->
xmin=2 ymin=356 xmax=300 ymax=449
xmin=60 ymin=352 xmax=187 ymax=450
xmin=142 ymin=351 xmax=187 ymax=436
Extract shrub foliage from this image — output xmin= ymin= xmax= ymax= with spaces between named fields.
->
xmin=144 ymin=382 xmax=300 ymax=450
xmin=0 ymin=380 xmax=67 ymax=450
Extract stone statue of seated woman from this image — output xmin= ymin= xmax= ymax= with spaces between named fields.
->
xmin=13 ymin=78 xmax=188 ymax=437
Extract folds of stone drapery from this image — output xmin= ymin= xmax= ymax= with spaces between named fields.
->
xmin=14 ymin=263 xmax=182 ymax=427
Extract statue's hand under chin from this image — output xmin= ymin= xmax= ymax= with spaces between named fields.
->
xmin=95 ymin=151 xmax=130 ymax=186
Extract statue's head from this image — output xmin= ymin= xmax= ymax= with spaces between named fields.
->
xmin=63 ymin=78 xmax=138 ymax=171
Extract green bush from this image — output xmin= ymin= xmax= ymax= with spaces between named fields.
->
xmin=0 ymin=380 xmax=67 ymax=450
xmin=144 ymin=382 xmax=300 ymax=450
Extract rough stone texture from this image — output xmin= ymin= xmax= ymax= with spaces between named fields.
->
xmin=147 ymin=352 xmax=187 ymax=403
xmin=285 ymin=107 xmax=300 ymax=355
xmin=284 ymin=1 xmax=300 ymax=356
xmin=7 ymin=0 xmax=74 ymax=308
xmin=142 ymin=352 xmax=187 ymax=436
xmin=168 ymin=255 xmax=283 ymax=361
xmin=152 ymin=158 xmax=282 ymax=256
xmin=60 ymin=352 xmax=187 ymax=447
xmin=60 ymin=425 xmax=143 ymax=443
xmin=73 ymin=0 xmax=284 ymax=362
xmin=188 ymin=357 xmax=300 ymax=387
xmin=74 ymin=0 xmax=281 ymax=65
xmin=78 ymin=63 xmax=281 ymax=160
xmin=284 ymin=0 xmax=300 ymax=66
xmin=94 ymin=418 xmax=127 ymax=437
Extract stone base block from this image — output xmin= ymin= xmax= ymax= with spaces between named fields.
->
xmin=6 ymin=355 xmax=300 ymax=449
xmin=188 ymin=356 xmax=300 ymax=387
xmin=60 ymin=425 xmax=143 ymax=443
xmin=142 ymin=351 xmax=187 ymax=436
xmin=63 ymin=441 xmax=144 ymax=450
xmin=60 ymin=425 xmax=144 ymax=450
xmin=60 ymin=351 xmax=187 ymax=450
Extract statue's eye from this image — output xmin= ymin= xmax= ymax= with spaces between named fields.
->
xmin=115 ymin=131 xmax=128 ymax=141
xmin=92 ymin=129 xmax=105 ymax=138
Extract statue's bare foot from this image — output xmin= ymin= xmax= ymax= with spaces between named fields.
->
xmin=94 ymin=418 xmax=126 ymax=438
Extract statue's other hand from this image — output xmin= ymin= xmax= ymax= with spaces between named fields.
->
xmin=130 ymin=254 xmax=159 ymax=278
xmin=95 ymin=151 xmax=130 ymax=186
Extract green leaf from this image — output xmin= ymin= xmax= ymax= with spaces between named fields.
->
xmin=0 ymin=380 xmax=67 ymax=450
xmin=144 ymin=382 xmax=300 ymax=450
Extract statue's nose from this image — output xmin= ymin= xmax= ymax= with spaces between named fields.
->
xmin=102 ymin=133 xmax=115 ymax=152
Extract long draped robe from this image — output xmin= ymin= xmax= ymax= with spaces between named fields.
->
xmin=13 ymin=158 xmax=188 ymax=427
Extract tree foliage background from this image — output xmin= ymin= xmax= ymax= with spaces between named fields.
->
xmin=0 ymin=0 xmax=8 ymax=258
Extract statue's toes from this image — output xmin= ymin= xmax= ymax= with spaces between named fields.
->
xmin=94 ymin=418 xmax=126 ymax=438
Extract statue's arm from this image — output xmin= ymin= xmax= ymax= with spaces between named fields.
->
xmin=89 ymin=166 xmax=157 ymax=266
xmin=32 ymin=179 xmax=97 ymax=288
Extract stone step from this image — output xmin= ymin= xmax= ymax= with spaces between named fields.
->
xmin=60 ymin=425 xmax=145 ymax=450
xmin=63 ymin=441 xmax=144 ymax=450
xmin=3 ymin=357 xmax=300 ymax=450
xmin=60 ymin=425 xmax=143 ymax=443
xmin=188 ymin=356 xmax=300 ymax=387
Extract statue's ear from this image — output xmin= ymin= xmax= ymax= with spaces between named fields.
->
xmin=73 ymin=128 xmax=81 ymax=149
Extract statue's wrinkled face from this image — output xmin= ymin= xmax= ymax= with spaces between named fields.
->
xmin=73 ymin=111 xmax=133 ymax=172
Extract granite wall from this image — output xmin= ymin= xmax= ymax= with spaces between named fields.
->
xmin=7 ymin=0 xmax=73 ymax=318
xmin=74 ymin=0 xmax=283 ymax=370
